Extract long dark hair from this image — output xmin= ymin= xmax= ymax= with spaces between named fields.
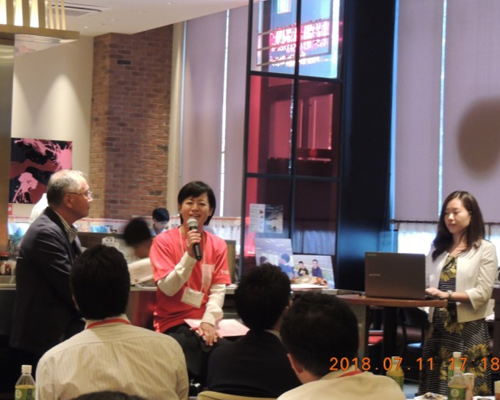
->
xmin=432 ymin=191 xmax=485 ymax=260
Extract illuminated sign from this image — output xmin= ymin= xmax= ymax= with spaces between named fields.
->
xmin=258 ymin=19 xmax=331 ymax=66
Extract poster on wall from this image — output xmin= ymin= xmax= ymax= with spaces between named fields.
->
xmin=249 ymin=203 xmax=284 ymax=234
xmin=9 ymin=138 xmax=73 ymax=204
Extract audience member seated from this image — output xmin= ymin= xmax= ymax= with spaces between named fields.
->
xmin=72 ymin=391 xmax=148 ymax=400
xmin=151 ymin=207 xmax=170 ymax=236
xmin=123 ymin=218 xmax=154 ymax=285
xmin=123 ymin=218 xmax=153 ymax=259
xmin=206 ymin=264 xmax=301 ymax=397
xmin=278 ymin=293 xmax=406 ymax=400
xmin=36 ymin=245 xmax=188 ymax=400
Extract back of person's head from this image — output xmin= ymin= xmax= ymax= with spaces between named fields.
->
xmin=71 ymin=391 xmax=148 ymax=400
xmin=281 ymin=253 xmax=290 ymax=263
xmin=235 ymin=263 xmax=291 ymax=330
xmin=152 ymin=207 xmax=169 ymax=222
xmin=123 ymin=218 xmax=152 ymax=247
xmin=281 ymin=292 xmax=358 ymax=378
xmin=177 ymin=181 xmax=216 ymax=225
xmin=71 ymin=245 xmax=130 ymax=320
xmin=47 ymin=169 xmax=86 ymax=207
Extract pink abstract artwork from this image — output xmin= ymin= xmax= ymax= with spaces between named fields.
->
xmin=9 ymin=138 xmax=73 ymax=204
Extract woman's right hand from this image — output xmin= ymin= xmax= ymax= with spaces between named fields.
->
xmin=185 ymin=228 xmax=201 ymax=260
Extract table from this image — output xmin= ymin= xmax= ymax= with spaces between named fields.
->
xmin=338 ymin=295 xmax=447 ymax=359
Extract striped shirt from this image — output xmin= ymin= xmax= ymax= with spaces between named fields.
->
xmin=36 ymin=315 xmax=189 ymax=400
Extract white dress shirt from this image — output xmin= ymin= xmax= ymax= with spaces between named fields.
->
xmin=36 ymin=315 xmax=189 ymax=400
xmin=277 ymin=367 xmax=406 ymax=400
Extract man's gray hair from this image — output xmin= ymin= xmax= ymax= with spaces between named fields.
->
xmin=47 ymin=170 xmax=86 ymax=207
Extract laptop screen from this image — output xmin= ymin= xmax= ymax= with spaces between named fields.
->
xmin=365 ymin=252 xmax=426 ymax=300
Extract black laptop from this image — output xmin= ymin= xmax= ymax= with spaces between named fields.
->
xmin=365 ymin=252 xmax=427 ymax=300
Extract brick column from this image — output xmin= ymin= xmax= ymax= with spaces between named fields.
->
xmin=90 ymin=25 xmax=173 ymax=219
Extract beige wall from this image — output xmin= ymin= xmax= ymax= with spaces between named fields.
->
xmin=10 ymin=36 xmax=94 ymax=217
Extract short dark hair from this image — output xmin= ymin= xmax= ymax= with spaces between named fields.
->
xmin=72 ymin=392 xmax=148 ymax=400
xmin=298 ymin=261 xmax=304 ymax=265
xmin=235 ymin=264 xmax=291 ymax=330
xmin=281 ymin=253 xmax=290 ymax=263
xmin=71 ymin=245 xmax=130 ymax=320
xmin=281 ymin=293 xmax=358 ymax=377
xmin=152 ymin=207 xmax=169 ymax=222
xmin=432 ymin=190 xmax=485 ymax=260
xmin=177 ymin=181 xmax=216 ymax=225
xmin=47 ymin=170 xmax=86 ymax=207
xmin=123 ymin=218 xmax=152 ymax=247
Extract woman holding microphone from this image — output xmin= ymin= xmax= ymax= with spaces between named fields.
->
xmin=420 ymin=191 xmax=497 ymax=396
xmin=150 ymin=181 xmax=231 ymax=385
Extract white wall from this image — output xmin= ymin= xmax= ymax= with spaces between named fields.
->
xmin=11 ymin=36 xmax=94 ymax=216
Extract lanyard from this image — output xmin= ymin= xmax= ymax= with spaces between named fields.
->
xmin=86 ymin=318 xmax=130 ymax=329
xmin=178 ymin=227 xmax=207 ymax=292
xmin=339 ymin=370 xmax=363 ymax=378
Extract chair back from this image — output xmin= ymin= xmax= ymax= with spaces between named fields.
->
xmin=197 ymin=391 xmax=276 ymax=400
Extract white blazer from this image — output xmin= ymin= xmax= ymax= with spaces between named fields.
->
xmin=426 ymin=239 xmax=498 ymax=323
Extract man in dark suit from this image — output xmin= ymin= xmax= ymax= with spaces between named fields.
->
xmin=9 ymin=169 xmax=92 ymax=376
xmin=206 ymin=264 xmax=301 ymax=398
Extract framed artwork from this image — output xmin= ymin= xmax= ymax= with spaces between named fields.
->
xmin=9 ymin=138 xmax=72 ymax=204
xmin=293 ymin=254 xmax=335 ymax=288
xmin=255 ymin=238 xmax=294 ymax=279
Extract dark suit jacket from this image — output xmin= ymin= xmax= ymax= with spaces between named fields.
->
xmin=10 ymin=208 xmax=84 ymax=356
xmin=206 ymin=330 xmax=301 ymax=398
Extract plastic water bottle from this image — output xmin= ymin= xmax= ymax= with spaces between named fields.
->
xmin=448 ymin=351 xmax=462 ymax=382
xmin=386 ymin=356 xmax=404 ymax=390
xmin=15 ymin=365 xmax=36 ymax=400
xmin=448 ymin=363 xmax=466 ymax=400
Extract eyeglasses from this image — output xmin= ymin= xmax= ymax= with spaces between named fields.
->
xmin=67 ymin=190 xmax=93 ymax=199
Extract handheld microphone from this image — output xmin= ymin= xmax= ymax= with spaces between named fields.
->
xmin=187 ymin=218 xmax=202 ymax=261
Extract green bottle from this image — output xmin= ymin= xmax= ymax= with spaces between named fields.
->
xmin=15 ymin=365 xmax=36 ymax=400
xmin=386 ymin=356 xmax=404 ymax=390
xmin=448 ymin=351 xmax=462 ymax=382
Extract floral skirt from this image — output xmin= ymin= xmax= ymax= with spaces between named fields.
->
xmin=418 ymin=306 xmax=492 ymax=396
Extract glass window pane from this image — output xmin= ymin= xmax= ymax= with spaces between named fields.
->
xmin=293 ymin=180 xmax=338 ymax=255
xmin=299 ymin=0 xmax=342 ymax=78
xmin=247 ymin=75 xmax=294 ymax=174
xmin=242 ymin=177 xmax=292 ymax=273
xmin=253 ymin=0 xmax=298 ymax=73
xmin=295 ymin=80 xmax=341 ymax=177
xmin=252 ymin=0 xmax=343 ymax=78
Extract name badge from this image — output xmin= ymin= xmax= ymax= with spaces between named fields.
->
xmin=181 ymin=287 xmax=204 ymax=308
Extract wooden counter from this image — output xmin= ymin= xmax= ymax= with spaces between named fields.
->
xmin=338 ymin=294 xmax=446 ymax=308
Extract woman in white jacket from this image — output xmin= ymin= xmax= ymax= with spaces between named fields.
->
xmin=419 ymin=191 xmax=497 ymax=396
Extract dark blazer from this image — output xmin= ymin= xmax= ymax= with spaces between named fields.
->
xmin=9 ymin=208 xmax=84 ymax=356
xmin=206 ymin=330 xmax=301 ymax=398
